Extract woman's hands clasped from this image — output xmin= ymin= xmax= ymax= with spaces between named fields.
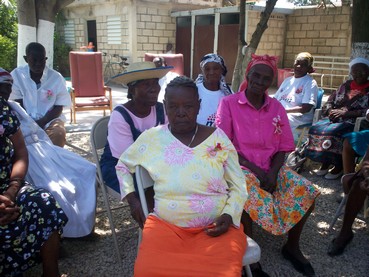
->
xmin=0 ymin=194 xmax=20 ymax=226
xmin=328 ymin=108 xmax=346 ymax=123
xmin=204 ymin=213 xmax=232 ymax=237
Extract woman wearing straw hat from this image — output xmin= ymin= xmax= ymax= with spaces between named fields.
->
xmin=100 ymin=62 xmax=172 ymax=208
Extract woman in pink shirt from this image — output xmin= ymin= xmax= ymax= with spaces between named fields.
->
xmin=100 ymin=62 xmax=171 ymax=196
xmin=216 ymin=54 xmax=320 ymax=277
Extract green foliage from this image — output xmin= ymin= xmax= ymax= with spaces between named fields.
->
xmin=53 ymin=12 xmax=72 ymax=77
xmin=54 ymin=32 xmax=72 ymax=77
xmin=0 ymin=0 xmax=18 ymax=71
xmin=0 ymin=35 xmax=17 ymax=71
xmin=287 ymin=0 xmax=321 ymax=6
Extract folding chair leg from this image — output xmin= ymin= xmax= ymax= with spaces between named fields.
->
xmin=244 ymin=265 xmax=252 ymax=277
xmin=296 ymin=127 xmax=307 ymax=148
xmin=137 ymin=229 xmax=142 ymax=256
xmin=98 ymin=179 xmax=122 ymax=263
xmin=364 ymin=196 xmax=369 ymax=218
xmin=329 ymin=194 xmax=348 ymax=231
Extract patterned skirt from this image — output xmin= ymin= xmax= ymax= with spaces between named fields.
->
xmin=0 ymin=185 xmax=68 ymax=277
xmin=243 ymin=166 xmax=320 ymax=235
xmin=305 ymin=118 xmax=354 ymax=166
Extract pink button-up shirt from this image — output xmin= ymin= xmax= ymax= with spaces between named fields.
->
xmin=216 ymin=91 xmax=294 ymax=171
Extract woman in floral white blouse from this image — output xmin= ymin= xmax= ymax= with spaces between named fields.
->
xmin=216 ymin=54 xmax=320 ymax=277
xmin=116 ymin=76 xmax=248 ymax=277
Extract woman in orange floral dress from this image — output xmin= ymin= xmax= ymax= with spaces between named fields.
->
xmin=216 ymin=54 xmax=320 ymax=277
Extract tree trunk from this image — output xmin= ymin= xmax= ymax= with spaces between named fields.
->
xmin=231 ymin=0 xmax=246 ymax=92
xmin=351 ymin=0 xmax=369 ymax=59
xmin=231 ymin=0 xmax=277 ymax=91
xmin=16 ymin=0 xmax=74 ymax=68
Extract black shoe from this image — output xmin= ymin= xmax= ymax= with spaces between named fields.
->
xmin=282 ymin=245 xmax=315 ymax=276
xmin=248 ymin=262 xmax=270 ymax=277
xmin=327 ymin=233 xmax=354 ymax=257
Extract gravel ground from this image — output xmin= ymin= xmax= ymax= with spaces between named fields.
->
xmin=23 ymin=130 xmax=369 ymax=277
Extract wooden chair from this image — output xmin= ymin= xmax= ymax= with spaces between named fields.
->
xmin=69 ymin=51 xmax=112 ymax=123
xmin=144 ymin=53 xmax=184 ymax=75
xmin=135 ymin=165 xmax=261 ymax=277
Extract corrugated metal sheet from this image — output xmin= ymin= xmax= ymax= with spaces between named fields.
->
xmin=107 ymin=16 xmax=121 ymax=45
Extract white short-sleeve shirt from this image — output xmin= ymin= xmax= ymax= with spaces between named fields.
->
xmin=10 ymin=65 xmax=71 ymax=124
xmin=197 ymin=82 xmax=225 ymax=127
xmin=274 ymin=74 xmax=318 ymax=126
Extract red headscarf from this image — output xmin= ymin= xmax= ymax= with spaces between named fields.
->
xmin=239 ymin=54 xmax=278 ymax=92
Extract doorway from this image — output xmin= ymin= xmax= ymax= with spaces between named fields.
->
xmin=87 ymin=20 xmax=97 ymax=51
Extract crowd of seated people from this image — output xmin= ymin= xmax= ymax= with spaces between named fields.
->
xmin=3 ymin=38 xmax=369 ymax=276
xmin=0 ymin=42 xmax=97 ymax=276
xmin=112 ymin=53 xmax=368 ymax=277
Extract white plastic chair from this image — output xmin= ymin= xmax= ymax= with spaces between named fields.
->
xmin=90 ymin=116 xmax=129 ymax=263
xmin=135 ymin=165 xmax=261 ymax=277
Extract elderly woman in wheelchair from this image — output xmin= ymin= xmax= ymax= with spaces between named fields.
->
xmin=116 ymin=76 xmax=248 ymax=277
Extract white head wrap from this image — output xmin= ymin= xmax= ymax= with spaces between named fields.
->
xmin=349 ymin=57 xmax=369 ymax=71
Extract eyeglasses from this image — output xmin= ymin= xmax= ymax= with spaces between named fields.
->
xmin=25 ymin=56 xmax=48 ymax=63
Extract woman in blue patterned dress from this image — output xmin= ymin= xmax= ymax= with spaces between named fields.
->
xmin=0 ymin=68 xmax=68 ymax=277
xmin=306 ymin=58 xmax=369 ymax=180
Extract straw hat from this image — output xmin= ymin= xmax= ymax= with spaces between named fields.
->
xmin=112 ymin=61 xmax=173 ymax=85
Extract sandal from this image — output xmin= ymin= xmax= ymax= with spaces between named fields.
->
xmin=327 ymin=232 xmax=354 ymax=256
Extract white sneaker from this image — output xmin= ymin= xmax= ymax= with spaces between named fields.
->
xmin=325 ymin=171 xmax=343 ymax=180
xmin=313 ymin=168 xmax=329 ymax=176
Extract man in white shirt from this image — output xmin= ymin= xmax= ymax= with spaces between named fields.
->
xmin=10 ymin=42 xmax=71 ymax=147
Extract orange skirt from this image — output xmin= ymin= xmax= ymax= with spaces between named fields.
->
xmin=134 ymin=215 xmax=247 ymax=277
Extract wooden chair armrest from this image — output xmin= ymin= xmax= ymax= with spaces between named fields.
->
xmin=70 ymin=87 xmax=76 ymax=102
xmin=104 ymin=86 xmax=113 ymax=111
xmin=354 ymin=117 xmax=366 ymax=132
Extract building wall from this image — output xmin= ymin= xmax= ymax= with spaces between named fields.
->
xmin=63 ymin=0 xmax=222 ymax=65
xmin=135 ymin=4 xmax=176 ymax=60
xmin=247 ymin=11 xmax=288 ymax=68
xmin=284 ymin=5 xmax=351 ymax=68
xmin=62 ymin=2 xmax=352 ymax=80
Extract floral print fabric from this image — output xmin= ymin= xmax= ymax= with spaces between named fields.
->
xmin=243 ymin=166 xmax=320 ymax=235
xmin=0 ymin=97 xmax=19 ymax=186
xmin=0 ymin=98 xmax=68 ymax=276
xmin=116 ymin=125 xmax=247 ymax=227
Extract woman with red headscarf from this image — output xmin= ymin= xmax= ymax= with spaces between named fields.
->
xmin=216 ymin=54 xmax=320 ymax=277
